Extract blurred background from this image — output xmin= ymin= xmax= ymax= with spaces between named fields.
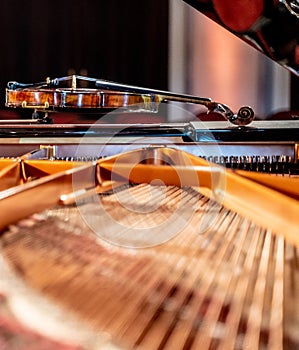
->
xmin=0 ymin=0 xmax=298 ymax=120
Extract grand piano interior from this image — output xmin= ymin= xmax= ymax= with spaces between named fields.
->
xmin=0 ymin=1 xmax=298 ymax=349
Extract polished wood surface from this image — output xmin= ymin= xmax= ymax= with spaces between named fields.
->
xmin=6 ymin=88 xmax=157 ymax=110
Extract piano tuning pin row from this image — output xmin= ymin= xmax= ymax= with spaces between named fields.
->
xmin=200 ymin=154 xmax=296 ymax=174
xmin=35 ymin=153 xmax=296 ymax=175
xmin=54 ymin=156 xmax=104 ymax=162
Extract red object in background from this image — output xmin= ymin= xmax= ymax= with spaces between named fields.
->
xmin=267 ymin=110 xmax=299 ymax=120
xmin=51 ymin=112 xmax=165 ymax=124
xmin=196 ymin=110 xmax=299 ymax=121
xmin=213 ymin=0 xmax=264 ymax=32
xmin=0 ymin=109 xmax=23 ymax=120
xmin=1 ymin=109 xmax=298 ymax=123
xmin=196 ymin=111 xmax=227 ymax=121
xmin=114 ymin=113 xmax=164 ymax=124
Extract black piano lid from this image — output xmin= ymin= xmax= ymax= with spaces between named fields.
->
xmin=189 ymin=120 xmax=299 ymax=142
xmin=0 ymin=120 xmax=298 ymax=143
xmin=0 ymin=123 xmax=188 ymax=139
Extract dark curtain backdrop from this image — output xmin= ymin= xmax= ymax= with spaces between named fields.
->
xmin=0 ymin=0 xmax=169 ymax=109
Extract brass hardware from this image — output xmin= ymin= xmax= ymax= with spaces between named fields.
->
xmin=295 ymin=143 xmax=299 ymax=164
xmin=39 ymin=145 xmax=56 ymax=159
